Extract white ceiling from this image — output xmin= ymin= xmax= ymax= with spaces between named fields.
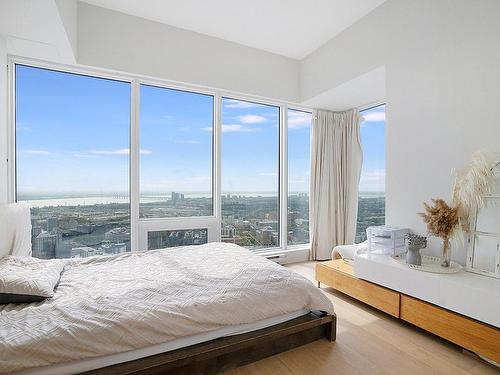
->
xmin=303 ymin=66 xmax=385 ymax=111
xmin=80 ymin=0 xmax=386 ymax=59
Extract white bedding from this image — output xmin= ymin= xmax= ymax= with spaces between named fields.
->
xmin=0 ymin=242 xmax=333 ymax=374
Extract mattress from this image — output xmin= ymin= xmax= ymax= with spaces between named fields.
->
xmin=0 ymin=242 xmax=333 ymax=374
xmin=15 ymin=309 xmax=310 ymax=375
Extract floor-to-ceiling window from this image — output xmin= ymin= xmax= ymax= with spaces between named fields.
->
xmin=220 ymin=98 xmax=280 ymax=250
xmin=14 ymin=62 xmax=314 ymax=257
xmin=287 ymin=109 xmax=312 ymax=246
xmin=139 ymin=85 xmax=214 ymax=218
xmin=16 ymin=65 xmax=131 ymax=259
xmin=355 ymin=104 xmax=386 ymax=242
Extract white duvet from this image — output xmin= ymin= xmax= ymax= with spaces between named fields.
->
xmin=0 ymin=242 xmax=333 ymax=373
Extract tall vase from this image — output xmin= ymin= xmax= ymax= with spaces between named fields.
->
xmin=441 ymin=237 xmax=451 ymax=267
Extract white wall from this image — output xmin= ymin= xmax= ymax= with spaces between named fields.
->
xmin=77 ymin=3 xmax=300 ymax=102
xmin=0 ymin=0 xmax=77 ymax=63
xmin=302 ymin=0 xmax=500 ymax=263
xmin=0 ymin=36 xmax=7 ymax=204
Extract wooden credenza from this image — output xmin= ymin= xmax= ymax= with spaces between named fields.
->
xmin=315 ymin=260 xmax=500 ymax=363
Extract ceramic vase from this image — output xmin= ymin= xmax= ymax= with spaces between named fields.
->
xmin=406 ymin=245 xmax=422 ymax=266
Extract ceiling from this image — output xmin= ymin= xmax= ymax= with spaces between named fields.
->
xmin=80 ymin=0 xmax=386 ymax=59
xmin=303 ymin=66 xmax=385 ymax=111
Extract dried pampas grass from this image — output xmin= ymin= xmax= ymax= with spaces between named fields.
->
xmin=452 ymin=151 xmax=497 ymax=233
xmin=419 ymin=199 xmax=459 ymax=267
xmin=419 ymin=199 xmax=459 ymax=240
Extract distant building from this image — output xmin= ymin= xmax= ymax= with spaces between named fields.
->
xmin=98 ymin=242 xmax=127 ymax=255
xmin=46 ymin=217 xmax=58 ymax=231
xmin=257 ymin=220 xmax=278 ymax=231
xmin=32 ymin=226 xmax=42 ymax=238
xmin=221 ymin=226 xmax=236 ymax=238
xmin=71 ymin=246 xmax=99 ymax=258
xmin=33 ymin=231 xmax=59 ymax=259
xmin=170 ymin=192 xmax=184 ymax=203
xmin=256 ymin=228 xmax=273 ymax=246
xmin=104 ymin=227 xmax=130 ymax=242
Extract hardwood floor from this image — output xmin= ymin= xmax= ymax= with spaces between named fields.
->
xmin=224 ymin=261 xmax=499 ymax=375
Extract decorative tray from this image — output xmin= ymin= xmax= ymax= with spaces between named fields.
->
xmin=394 ymin=254 xmax=462 ymax=274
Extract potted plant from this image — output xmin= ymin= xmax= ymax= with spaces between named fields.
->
xmin=419 ymin=199 xmax=459 ymax=267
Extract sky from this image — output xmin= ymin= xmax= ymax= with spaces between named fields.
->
xmin=15 ymin=65 xmax=384 ymax=198
xmin=359 ymin=105 xmax=386 ymax=193
xmin=16 ymin=65 xmax=130 ymax=198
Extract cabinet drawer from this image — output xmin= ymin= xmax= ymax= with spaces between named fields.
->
xmin=316 ymin=262 xmax=400 ymax=317
xmin=400 ymin=295 xmax=500 ymax=363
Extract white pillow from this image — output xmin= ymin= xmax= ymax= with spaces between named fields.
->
xmin=8 ymin=203 xmax=32 ymax=257
xmin=0 ymin=203 xmax=32 ymax=258
xmin=0 ymin=205 xmax=14 ymax=258
xmin=0 ymin=257 xmax=65 ymax=304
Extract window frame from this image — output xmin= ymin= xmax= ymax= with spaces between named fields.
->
xmin=220 ymin=96 xmax=283 ymax=250
xmin=138 ymin=82 xmax=216 ymax=220
xmin=7 ymin=56 xmax=313 ymax=255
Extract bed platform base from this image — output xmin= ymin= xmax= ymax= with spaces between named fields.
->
xmin=83 ymin=311 xmax=336 ymax=375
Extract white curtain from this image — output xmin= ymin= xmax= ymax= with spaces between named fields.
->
xmin=310 ymin=109 xmax=363 ymax=260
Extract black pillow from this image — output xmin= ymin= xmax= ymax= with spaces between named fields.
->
xmin=0 ymin=293 xmax=45 ymax=304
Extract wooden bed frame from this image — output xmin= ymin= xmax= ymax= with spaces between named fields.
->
xmin=83 ymin=311 xmax=336 ymax=375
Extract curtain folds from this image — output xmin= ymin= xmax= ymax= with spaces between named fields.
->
xmin=310 ymin=109 xmax=363 ymax=260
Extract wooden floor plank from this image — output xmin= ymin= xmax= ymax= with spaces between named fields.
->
xmin=224 ymin=261 xmax=498 ymax=375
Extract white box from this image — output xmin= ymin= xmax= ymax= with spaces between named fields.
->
xmin=366 ymin=226 xmax=409 ymax=256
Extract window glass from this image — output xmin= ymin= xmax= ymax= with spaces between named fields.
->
xmin=287 ymin=109 xmax=311 ymax=246
xmin=356 ymin=105 xmax=386 ymax=242
xmin=220 ymin=98 xmax=280 ymax=250
xmin=140 ymin=85 xmax=214 ymax=218
xmin=16 ymin=65 xmax=131 ymax=259
xmin=148 ymin=229 xmax=208 ymax=250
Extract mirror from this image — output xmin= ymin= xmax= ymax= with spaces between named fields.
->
xmin=467 ymin=166 xmax=500 ymax=278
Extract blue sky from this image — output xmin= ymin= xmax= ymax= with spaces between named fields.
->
xmin=16 ymin=65 xmax=384 ymax=198
xmin=140 ymin=85 xmax=213 ymax=195
xmin=16 ymin=65 xmax=130 ymax=197
xmin=288 ymin=109 xmax=312 ymax=193
xmin=359 ymin=105 xmax=386 ymax=193
xmin=221 ymin=98 xmax=279 ymax=193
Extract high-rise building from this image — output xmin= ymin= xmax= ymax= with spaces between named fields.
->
xmin=33 ymin=232 xmax=58 ymax=259
xmin=46 ymin=217 xmax=58 ymax=231
xmin=32 ymin=226 xmax=42 ymax=238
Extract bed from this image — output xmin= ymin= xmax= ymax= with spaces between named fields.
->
xmin=0 ymin=242 xmax=335 ymax=374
